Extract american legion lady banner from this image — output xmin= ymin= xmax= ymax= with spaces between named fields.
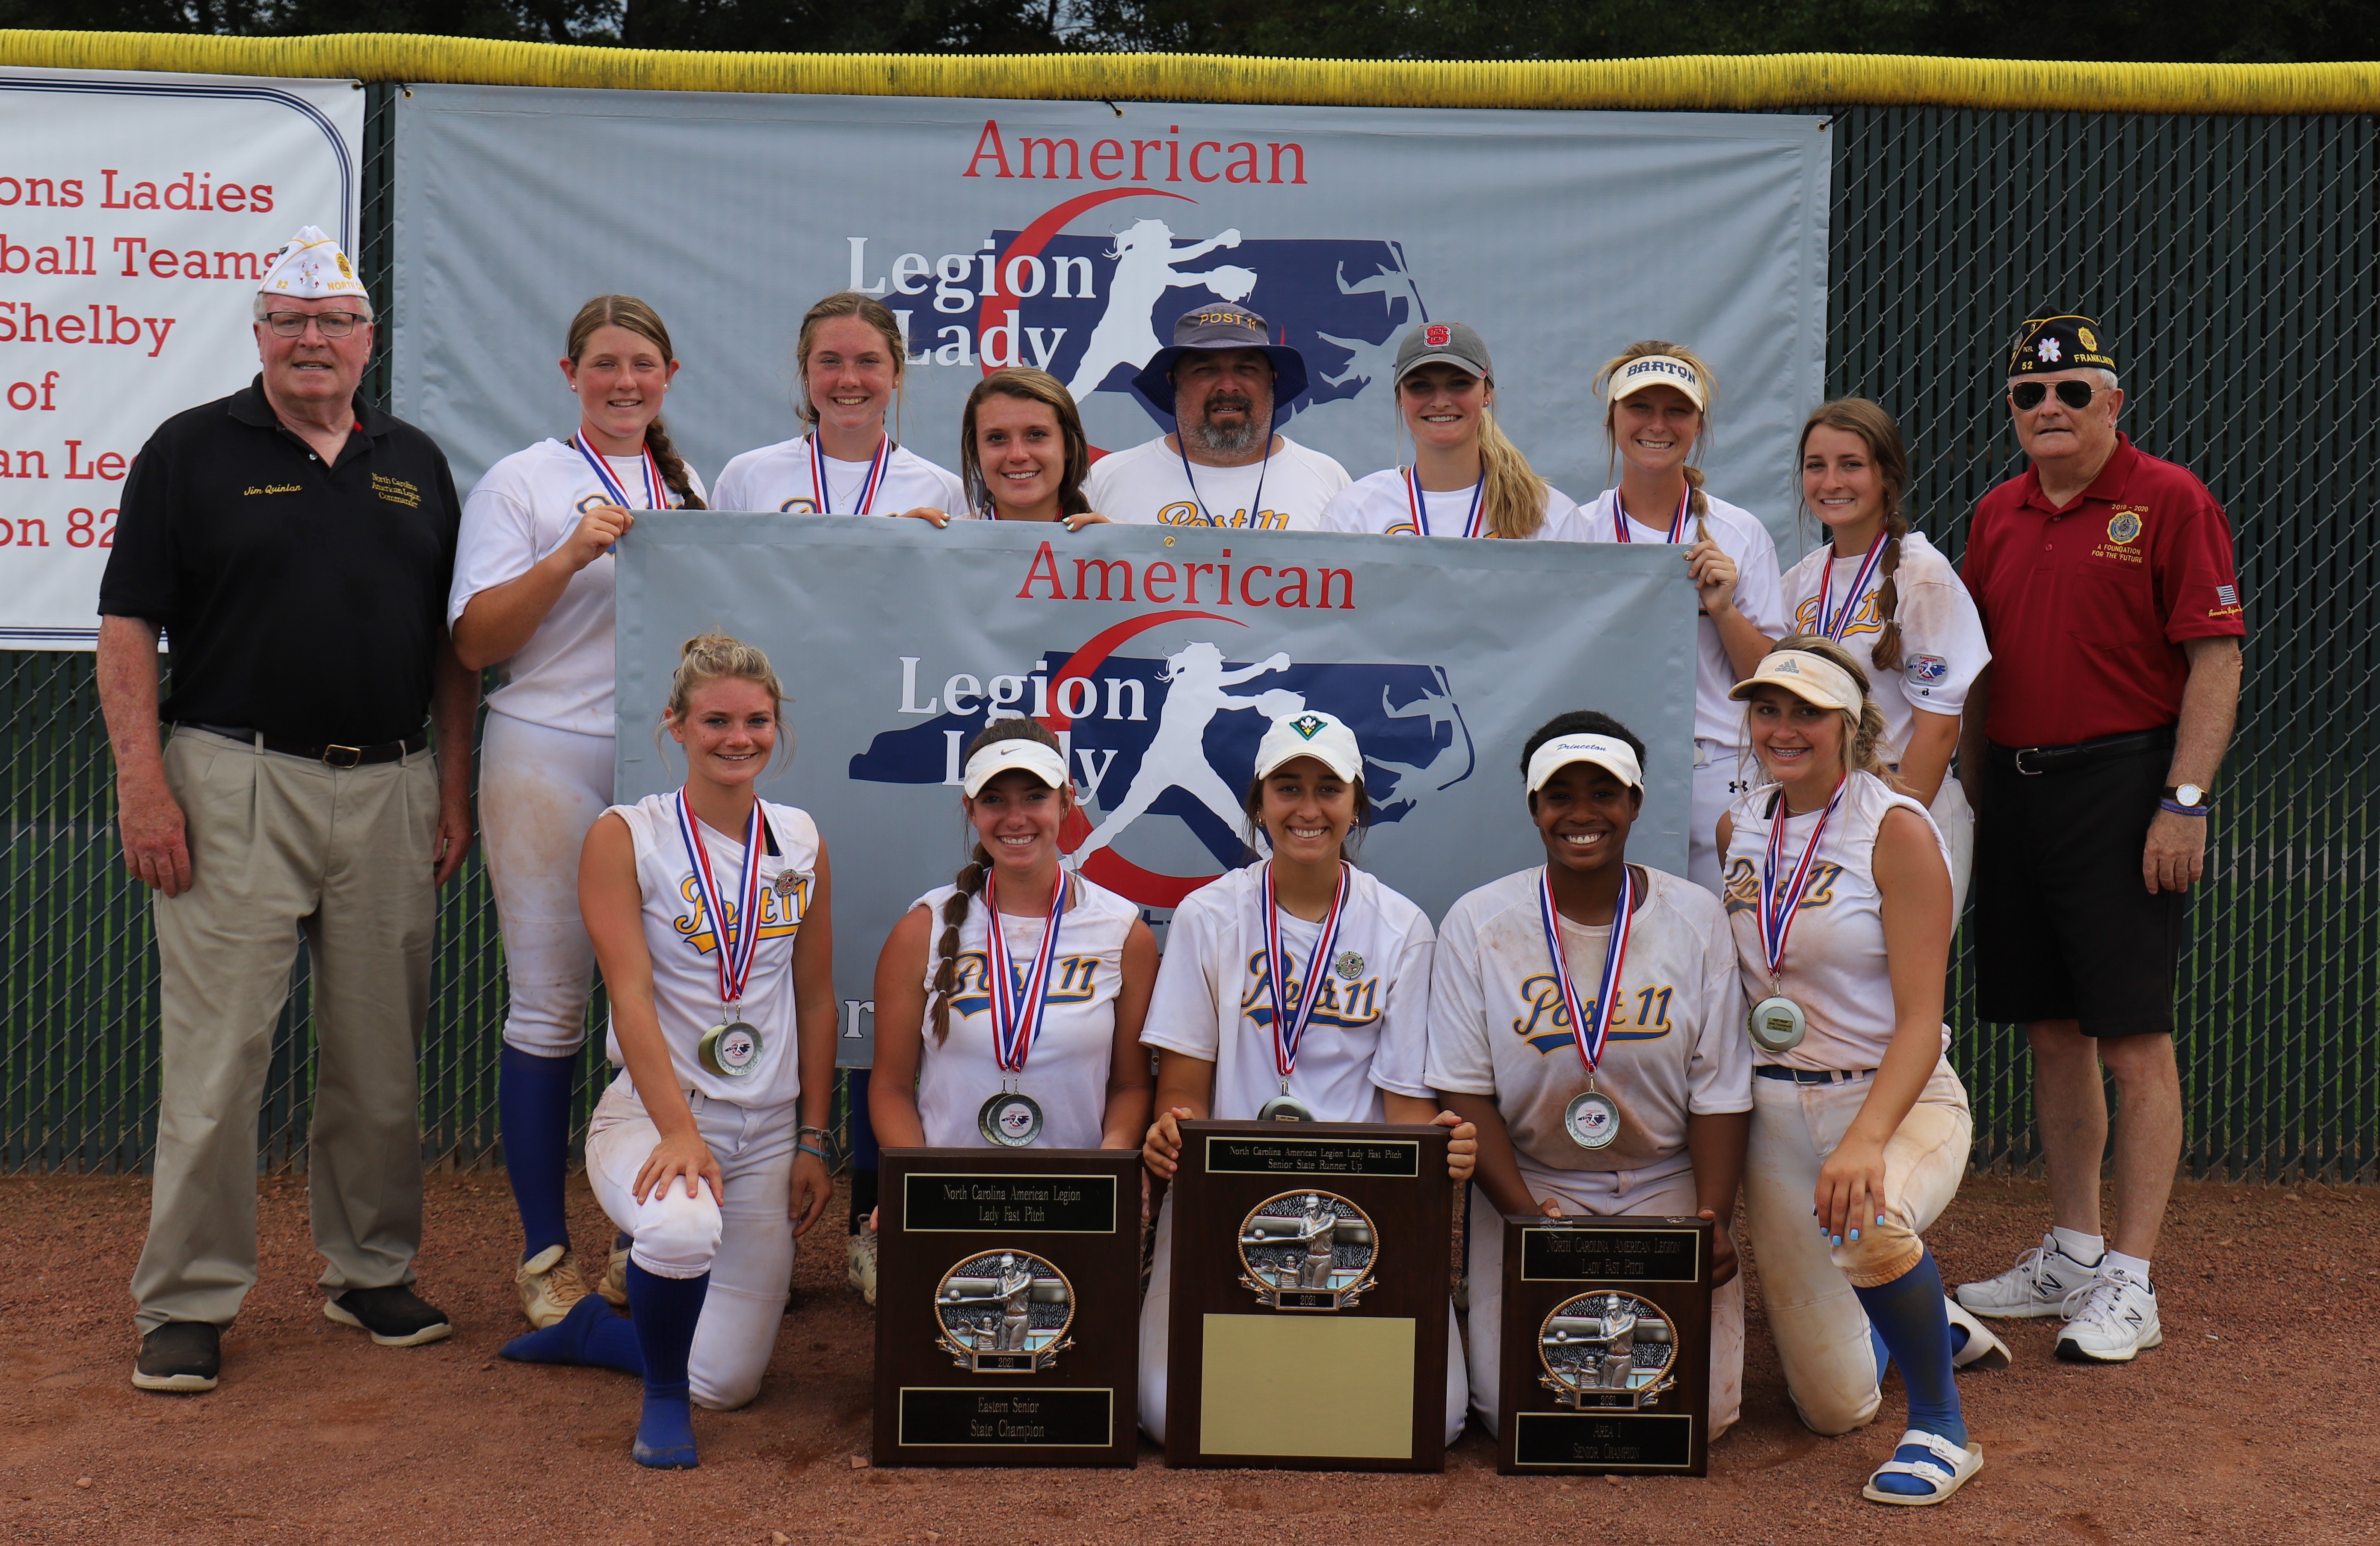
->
xmin=392 ymin=89 xmax=1829 ymax=556
xmin=616 ymin=515 xmax=1696 ymax=1065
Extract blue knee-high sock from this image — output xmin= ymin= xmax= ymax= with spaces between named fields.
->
xmin=847 ymin=1069 xmax=880 ymax=1234
xmin=1854 ymin=1250 xmax=1965 ymax=1495
xmin=499 ymin=1292 xmax=643 ymax=1375
xmin=625 ymin=1259 xmax=708 ymax=1469
xmin=499 ymin=1043 xmax=577 ymax=1261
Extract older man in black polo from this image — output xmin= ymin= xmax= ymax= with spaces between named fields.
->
xmin=1951 ymin=316 xmax=2244 ymax=1364
xmin=98 ymin=227 xmax=476 ymax=1392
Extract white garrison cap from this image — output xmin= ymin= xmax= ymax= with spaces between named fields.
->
xmin=258 ymin=226 xmax=367 ymax=302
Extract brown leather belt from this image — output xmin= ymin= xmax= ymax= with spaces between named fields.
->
xmin=184 ymin=723 xmax=428 ymax=768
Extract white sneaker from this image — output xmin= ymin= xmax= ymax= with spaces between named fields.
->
xmin=1953 ymin=1234 xmax=2101 ymax=1319
xmin=2056 ymin=1268 xmax=2162 ymax=1363
xmin=847 ymin=1228 xmax=879 ymax=1306
xmin=1944 ymin=1297 xmax=2013 ymax=1371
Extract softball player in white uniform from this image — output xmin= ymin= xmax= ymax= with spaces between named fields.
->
xmin=870 ymin=720 xmax=1157 ymax=1154
xmin=1317 ymin=321 xmax=1589 ymax=541
xmin=1718 ymin=637 xmax=2008 ymax=1507
xmin=1427 ymin=715 xmax=1751 ymax=1437
xmin=1137 ymin=710 xmax=1477 ymax=1445
xmin=450 ymin=295 xmax=707 ymax=1326
xmin=1579 ymin=343 xmax=1786 ymax=894
xmin=501 ymin=634 xmax=837 ymax=1470
xmin=1782 ymin=400 xmax=1990 ymax=907
xmin=710 ymin=291 xmax=966 ymax=519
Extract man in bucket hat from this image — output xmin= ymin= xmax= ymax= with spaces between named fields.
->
xmin=1084 ymin=303 xmax=1350 ymax=530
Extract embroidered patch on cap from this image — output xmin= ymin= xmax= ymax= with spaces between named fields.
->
xmin=1424 ymin=324 xmax=1452 ymax=347
xmin=1290 ymin=714 xmax=1327 ymax=739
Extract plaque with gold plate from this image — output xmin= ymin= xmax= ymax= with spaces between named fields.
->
xmin=873 ymin=1147 xmax=1141 ymax=1467
xmin=1495 ymin=1213 xmax=1713 ymax=1477
xmin=1164 ymin=1119 xmax=1452 ymax=1472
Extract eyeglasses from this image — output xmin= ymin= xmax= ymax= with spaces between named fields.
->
xmin=262 ymin=310 xmax=365 ymax=339
xmin=2010 ymin=379 xmax=2096 ymax=411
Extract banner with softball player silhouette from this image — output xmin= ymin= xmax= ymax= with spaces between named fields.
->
xmin=391 ymin=88 xmax=1829 ymax=555
xmin=616 ymin=514 xmax=1697 ymax=1064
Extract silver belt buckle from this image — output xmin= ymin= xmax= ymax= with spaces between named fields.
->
xmin=2013 ymin=746 xmax=2046 ymax=776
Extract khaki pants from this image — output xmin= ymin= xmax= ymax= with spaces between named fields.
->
xmin=1744 ymin=1058 xmax=1971 ymax=1436
xmin=131 ymin=729 xmax=438 ymax=1333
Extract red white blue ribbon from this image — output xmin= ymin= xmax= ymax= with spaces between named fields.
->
xmin=1609 ymin=485 xmax=1692 ymax=544
xmin=1400 ymin=467 xmax=1486 ymax=539
xmin=1536 ymin=863 xmax=1634 ymax=1075
xmin=675 ymin=790 xmax=764 ymax=1010
xmin=1757 ymin=778 xmax=1847 ymax=979
xmin=983 ymin=868 xmax=1069 ymax=1073
xmin=571 ymin=429 xmax=665 ymax=511
xmin=811 ymin=434 xmax=891 ymax=515
xmin=1818 ymin=531 xmax=1891 ymax=641
xmin=1262 ymin=861 xmax=1350 ymax=1088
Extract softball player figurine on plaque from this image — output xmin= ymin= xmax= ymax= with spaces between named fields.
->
xmin=1235 ymin=1191 xmax=1378 ymax=1310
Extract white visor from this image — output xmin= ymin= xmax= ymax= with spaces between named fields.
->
xmin=961 ymin=738 xmax=1070 ymax=798
xmin=1525 ymin=733 xmax=1643 ymax=794
xmin=1252 ymin=709 xmax=1364 ymax=786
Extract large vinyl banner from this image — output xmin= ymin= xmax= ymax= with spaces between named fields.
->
xmin=0 ymin=68 xmax=364 ymax=647
xmin=393 ymin=89 xmax=1829 ymax=550
xmin=617 ymin=518 xmax=1696 ymax=1065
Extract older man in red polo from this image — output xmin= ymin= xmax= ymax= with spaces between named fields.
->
xmin=1951 ymin=316 xmax=2244 ymax=1363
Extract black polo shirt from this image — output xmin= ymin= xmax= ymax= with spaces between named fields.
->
xmin=99 ymin=376 xmax=461 ymax=746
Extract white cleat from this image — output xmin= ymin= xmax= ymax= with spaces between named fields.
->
xmin=1945 ymin=1296 xmax=2013 ymax=1370
xmin=1953 ymin=1234 xmax=2102 ymax=1318
xmin=2056 ymin=1268 xmax=2162 ymax=1363
xmin=847 ymin=1227 xmax=879 ymax=1307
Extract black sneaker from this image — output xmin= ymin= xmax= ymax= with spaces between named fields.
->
xmin=324 ymin=1286 xmax=453 ymax=1347
xmin=132 ymin=1321 xmax=221 ymax=1392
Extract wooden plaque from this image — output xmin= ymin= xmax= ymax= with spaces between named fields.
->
xmin=872 ymin=1148 xmax=1141 ymax=1467
xmin=1163 ymin=1120 xmax=1452 ymax=1472
xmin=1494 ymin=1213 xmax=1713 ymax=1477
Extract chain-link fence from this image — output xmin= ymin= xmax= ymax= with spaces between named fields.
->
xmin=3 ymin=90 xmax=2371 ymax=1180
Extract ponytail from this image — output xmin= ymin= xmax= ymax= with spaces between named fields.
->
xmin=1680 ymin=464 xmax=1711 ymax=543
xmin=642 ymin=416 xmax=706 ymax=510
xmin=929 ymin=844 xmax=992 ymax=1046
xmin=1476 ymin=407 xmax=1551 ymax=540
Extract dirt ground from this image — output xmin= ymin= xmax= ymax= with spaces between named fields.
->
xmin=1 ymin=1171 xmax=2372 ymax=1546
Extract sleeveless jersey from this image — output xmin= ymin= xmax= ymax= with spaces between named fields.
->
xmin=1720 ymin=770 xmax=1952 ymax=1071
xmin=1140 ymin=861 xmax=1435 ymax=1123
xmin=1427 ymin=864 xmax=1748 ymax=1176
xmin=605 ymin=792 xmax=819 ymax=1108
xmin=912 ymin=872 xmax=1140 ymax=1149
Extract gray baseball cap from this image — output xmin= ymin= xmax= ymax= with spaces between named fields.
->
xmin=1394 ymin=320 xmax=1493 ymax=383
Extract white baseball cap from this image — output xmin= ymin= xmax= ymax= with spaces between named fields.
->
xmin=960 ymin=737 xmax=1070 ymax=798
xmin=1253 ymin=710 xmax=1364 ymax=785
xmin=1728 ymin=649 xmax=1865 ymax=712
xmin=1525 ymin=733 xmax=1643 ymax=794
xmin=1604 ymin=353 xmax=1707 ymax=411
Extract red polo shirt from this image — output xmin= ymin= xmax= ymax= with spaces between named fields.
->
xmin=1963 ymin=434 xmax=2244 ymax=747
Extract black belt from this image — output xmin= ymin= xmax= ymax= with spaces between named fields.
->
xmin=183 ymin=723 xmax=428 ymax=768
xmin=1990 ymin=725 xmax=2174 ymax=777
xmin=1755 ymin=1065 xmax=1873 ymax=1085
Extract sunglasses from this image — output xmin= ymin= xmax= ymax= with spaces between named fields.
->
xmin=2010 ymin=379 xmax=2096 ymax=411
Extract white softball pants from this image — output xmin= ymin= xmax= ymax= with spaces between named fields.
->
xmin=479 ymin=712 xmax=614 ymax=1056
xmin=1743 ymin=1057 xmax=1971 ymax=1437
xmin=1690 ymin=743 xmax=1757 ymax=895
xmin=585 ymin=1077 xmax=799 ymax=1411
xmin=1137 ymin=1192 xmax=1469 ymax=1447
xmin=1462 ymin=1160 xmax=1744 ymax=1440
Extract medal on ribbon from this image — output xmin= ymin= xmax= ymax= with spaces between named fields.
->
xmin=571 ymin=430 xmax=666 ymax=511
xmin=675 ymin=791 xmax=767 ymax=1079
xmin=1818 ymin=531 xmax=1890 ymax=642
xmin=1400 ymin=467 xmax=1486 ymax=539
xmin=1538 ymin=864 xmax=1634 ymax=1150
xmin=1608 ymin=485 xmax=1691 ymax=544
xmin=811 ymin=433 xmax=891 ymax=515
xmin=1258 ymin=862 xmax=1350 ymax=1122
xmin=1747 ymin=779 xmax=1847 ymax=1053
xmin=977 ymin=868 xmax=1069 ymax=1146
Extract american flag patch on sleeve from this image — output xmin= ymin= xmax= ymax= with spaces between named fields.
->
xmin=2217 ymin=585 xmax=2239 ymax=606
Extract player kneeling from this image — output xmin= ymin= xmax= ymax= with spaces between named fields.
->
xmin=500 ymin=634 xmax=838 ymax=1469
xmin=1427 ymin=714 xmax=1752 ymax=1440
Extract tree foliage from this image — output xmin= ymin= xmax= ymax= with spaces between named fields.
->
xmin=3 ymin=0 xmax=2374 ymax=61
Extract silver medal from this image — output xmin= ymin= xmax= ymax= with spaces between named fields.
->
xmin=1258 ymin=1093 xmax=1315 ymax=1122
xmin=1748 ymin=994 xmax=1808 ymax=1053
xmin=699 ymin=1019 xmax=763 ymax=1078
xmin=1564 ymin=1088 xmax=1621 ymax=1150
xmin=977 ymin=1090 xmax=1045 ymax=1147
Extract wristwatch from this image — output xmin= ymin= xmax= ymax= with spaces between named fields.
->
xmin=2161 ymin=783 xmax=2211 ymax=816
